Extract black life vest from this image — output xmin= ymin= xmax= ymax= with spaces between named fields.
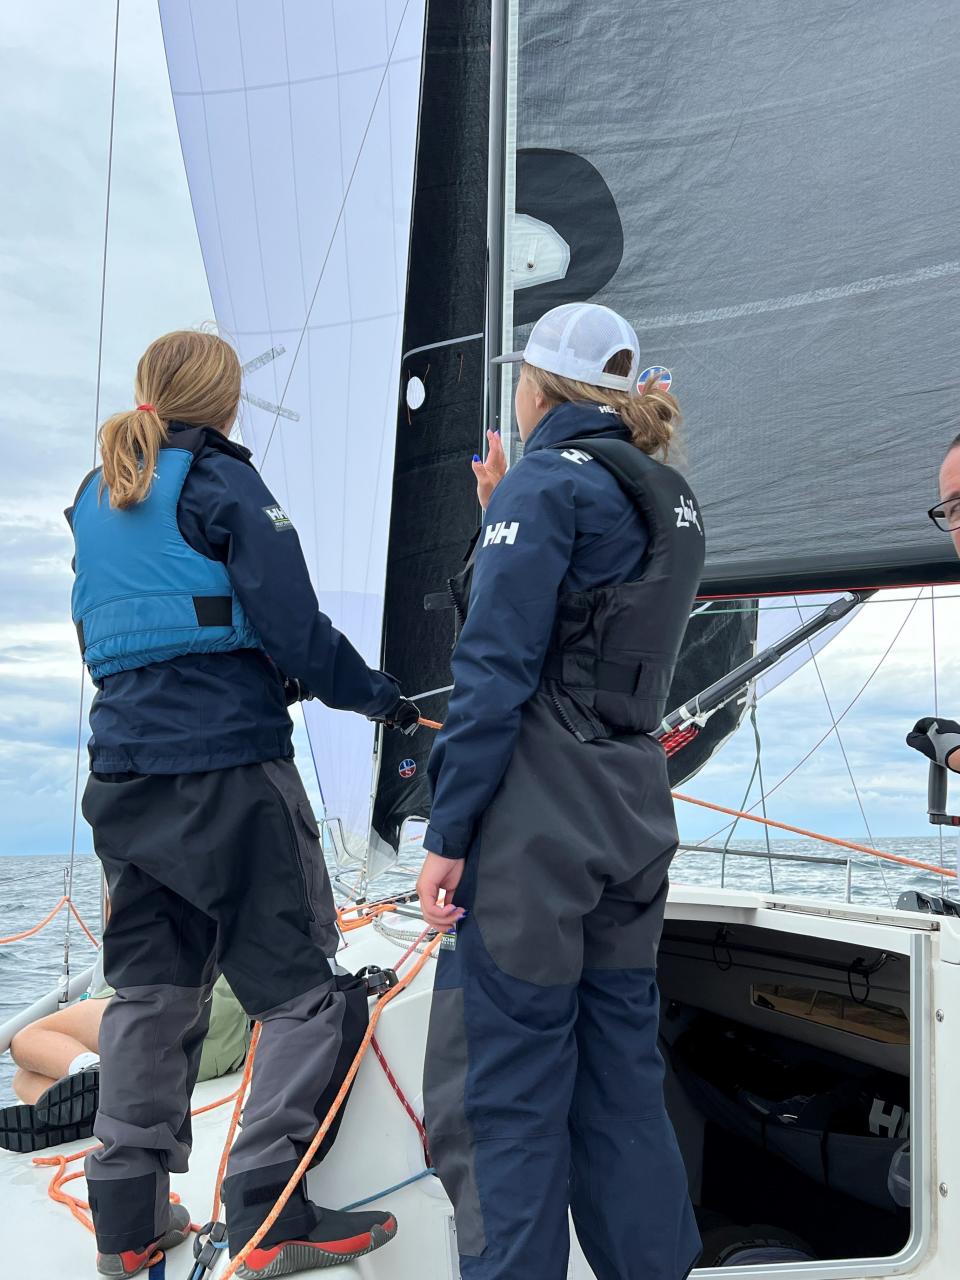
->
xmin=426 ymin=435 xmax=705 ymax=741
xmin=541 ymin=437 xmax=704 ymax=740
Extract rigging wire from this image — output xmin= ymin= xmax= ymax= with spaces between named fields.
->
xmin=796 ymin=598 xmax=895 ymax=908
xmin=62 ymin=0 xmax=120 ymax=993
xmin=258 ymin=0 xmax=414 ymax=468
xmin=749 ymin=700 xmax=776 ymax=893
xmin=691 ymin=593 xmax=960 ymax=615
xmin=931 ymin=585 xmax=947 ymax=893
xmin=719 ymin=718 xmax=762 ymax=888
xmin=695 ymin=589 xmax=925 ymax=849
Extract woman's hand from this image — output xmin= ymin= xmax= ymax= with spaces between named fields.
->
xmin=416 ymin=852 xmax=466 ymax=929
xmin=472 ymin=430 xmax=507 ymax=510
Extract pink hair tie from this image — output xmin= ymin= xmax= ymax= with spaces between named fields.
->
xmin=136 ymin=403 xmax=156 ymax=412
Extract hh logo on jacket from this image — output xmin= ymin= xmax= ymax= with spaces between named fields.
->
xmin=483 ymin=520 xmax=520 ymax=547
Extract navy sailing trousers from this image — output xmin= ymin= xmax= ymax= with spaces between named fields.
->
xmin=423 ymin=696 xmax=701 ymax=1279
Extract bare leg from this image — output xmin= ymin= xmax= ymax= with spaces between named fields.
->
xmin=12 ymin=1067 xmax=57 ymax=1106
xmin=9 ymin=999 xmax=106 ymax=1083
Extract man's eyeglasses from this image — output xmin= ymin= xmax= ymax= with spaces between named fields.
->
xmin=928 ymin=499 xmax=960 ymax=532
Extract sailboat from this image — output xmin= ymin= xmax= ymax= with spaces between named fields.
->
xmin=3 ymin=0 xmax=960 ymax=1275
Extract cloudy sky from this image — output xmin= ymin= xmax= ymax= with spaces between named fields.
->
xmin=0 ymin=2 xmax=958 ymax=868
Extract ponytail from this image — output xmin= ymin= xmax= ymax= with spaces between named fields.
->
xmin=99 ymin=407 xmax=166 ymax=510
xmin=97 ymin=330 xmax=241 ymax=510
xmin=524 ymin=352 xmax=681 ymax=460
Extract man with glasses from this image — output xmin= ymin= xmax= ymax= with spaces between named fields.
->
xmin=908 ymin=438 xmax=960 ymax=770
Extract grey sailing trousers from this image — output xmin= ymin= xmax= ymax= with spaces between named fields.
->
xmin=81 ymin=759 xmax=359 ymax=1255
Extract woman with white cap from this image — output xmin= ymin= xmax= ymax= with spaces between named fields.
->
xmin=416 ymin=301 xmax=705 ymax=1280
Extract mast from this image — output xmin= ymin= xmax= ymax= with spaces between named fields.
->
xmin=483 ymin=0 xmax=510 ymax=432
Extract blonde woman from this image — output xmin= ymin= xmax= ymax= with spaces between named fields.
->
xmin=418 ymin=303 xmax=704 ymax=1280
xmin=67 ymin=331 xmax=417 ymax=1277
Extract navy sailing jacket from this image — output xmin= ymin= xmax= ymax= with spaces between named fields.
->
xmin=65 ymin=423 xmax=399 ymax=774
xmin=424 ymin=401 xmax=652 ymax=858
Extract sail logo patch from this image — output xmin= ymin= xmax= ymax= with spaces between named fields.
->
xmin=263 ymin=504 xmax=294 ymax=532
xmin=674 ymin=495 xmax=701 ymax=533
xmin=639 ymin=366 xmax=672 ymax=393
xmin=561 ymin=448 xmax=593 ymax=465
xmin=483 ymin=520 xmax=520 ymax=547
xmin=399 ymin=758 xmax=417 ymax=779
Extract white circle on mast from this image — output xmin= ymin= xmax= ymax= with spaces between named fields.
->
xmin=406 ymin=376 xmax=427 ymax=411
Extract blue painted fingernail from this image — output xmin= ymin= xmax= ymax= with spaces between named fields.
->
xmin=472 ymin=454 xmax=480 ymax=462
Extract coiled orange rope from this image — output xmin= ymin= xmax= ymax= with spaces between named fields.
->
xmin=0 ymin=896 xmax=100 ymax=947
xmin=33 ymin=1086 xmax=243 ymax=1249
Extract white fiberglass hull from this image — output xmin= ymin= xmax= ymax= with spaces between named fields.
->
xmin=2 ymin=885 xmax=958 ymax=1280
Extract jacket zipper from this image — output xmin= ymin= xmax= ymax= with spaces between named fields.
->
xmin=550 ymin=690 xmax=586 ymax=743
xmin=446 ymin=578 xmax=465 ymax=626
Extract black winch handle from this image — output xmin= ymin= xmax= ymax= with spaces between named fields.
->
xmin=928 ymin=760 xmax=960 ymax=826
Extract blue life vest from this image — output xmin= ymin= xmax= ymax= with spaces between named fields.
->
xmin=71 ymin=436 xmax=262 ymax=680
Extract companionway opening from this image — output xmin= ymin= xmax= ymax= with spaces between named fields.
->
xmin=657 ymin=920 xmax=915 ymax=1271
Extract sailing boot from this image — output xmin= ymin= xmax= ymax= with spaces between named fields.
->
xmin=0 ymin=1099 xmax=94 ymax=1153
xmin=233 ymin=1207 xmax=398 ymax=1277
xmin=35 ymin=1062 xmax=100 ymax=1129
xmin=95 ymin=1202 xmax=193 ymax=1277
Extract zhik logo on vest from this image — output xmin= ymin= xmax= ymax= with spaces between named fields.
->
xmin=674 ymin=496 xmax=702 ymax=533
xmin=263 ymin=504 xmax=294 ymax=532
xmin=483 ymin=521 xmax=520 ymax=547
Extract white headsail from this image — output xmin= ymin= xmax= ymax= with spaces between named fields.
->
xmin=159 ymin=0 xmax=428 ymax=861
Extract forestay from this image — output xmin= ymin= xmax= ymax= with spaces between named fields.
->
xmin=160 ymin=0 xmax=427 ymax=860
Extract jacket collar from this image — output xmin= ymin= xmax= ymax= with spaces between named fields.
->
xmin=523 ymin=400 xmax=631 ymax=455
xmin=167 ymin=421 xmax=254 ymax=465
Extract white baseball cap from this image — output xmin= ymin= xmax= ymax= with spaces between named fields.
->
xmin=492 ymin=301 xmax=641 ymax=392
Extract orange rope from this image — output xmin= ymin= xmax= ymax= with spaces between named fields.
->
xmin=417 ymin=712 xmax=951 ymax=884
xmin=0 ymin=895 xmax=100 ymax=948
xmin=336 ymin=900 xmax=400 ymax=932
xmin=212 ymin=1022 xmax=262 ymax=1221
xmin=0 ymin=897 xmax=69 ymax=945
xmin=417 ymin=716 xmax=443 ymax=731
xmin=673 ymin=792 xmax=958 ymax=880
xmin=34 ymin=1076 xmax=245 ymax=1246
xmin=68 ymin=899 xmax=101 ymax=948
xmin=221 ymin=931 xmax=443 ymax=1280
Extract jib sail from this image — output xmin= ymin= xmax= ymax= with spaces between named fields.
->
xmin=160 ymin=0 xmax=428 ymax=863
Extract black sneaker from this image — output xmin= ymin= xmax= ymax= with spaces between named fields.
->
xmin=35 ymin=1065 xmax=100 ymax=1129
xmin=235 ymin=1208 xmax=398 ymax=1277
xmin=0 ymin=1100 xmax=94 ymax=1153
xmin=95 ymin=1202 xmax=192 ymax=1277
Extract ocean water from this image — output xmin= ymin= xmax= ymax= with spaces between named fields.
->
xmin=1 ymin=838 xmax=956 ymax=1101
